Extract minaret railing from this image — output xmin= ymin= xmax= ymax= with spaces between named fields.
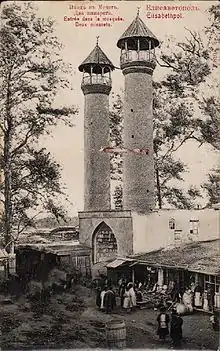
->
xmin=120 ymin=50 xmax=156 ymax=65
xmin=82 ymin=74 xmax=112 ymax=87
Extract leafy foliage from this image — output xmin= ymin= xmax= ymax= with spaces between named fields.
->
xmin=0 ymin=2 xmax=78 ymax=248
xmin=202 ymin=167 xmax=220 ymax=207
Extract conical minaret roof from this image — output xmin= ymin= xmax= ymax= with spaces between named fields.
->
xmin=117 ymin=11 xmax=159 ymax=49
xmin=79 ymin=39 xmax=115 ymax=73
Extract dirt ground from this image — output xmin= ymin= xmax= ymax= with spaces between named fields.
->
xmin=0 ymin=285 xmax=219 ymax=350
xmin=81 ymin=289 xmax=219 ymax=350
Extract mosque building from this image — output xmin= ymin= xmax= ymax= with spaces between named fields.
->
xmin=78 ymin=12 xmax=220 ymax=307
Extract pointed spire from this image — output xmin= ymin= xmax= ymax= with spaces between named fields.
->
xmin=117 ymin=13 xmax=159 ymax=49
xmin=78 ymin=39 xmax=115 ymax=73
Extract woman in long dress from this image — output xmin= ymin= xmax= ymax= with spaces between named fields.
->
xmin=183 ymin=288 xmax=193 ymax=312
xmin=194 ymin=284 xmax=202 ymax=307
xmin=123 ymin=286 xmax=132 ymax=312
xmin=128 ymin=283 xmax=137 ymax=309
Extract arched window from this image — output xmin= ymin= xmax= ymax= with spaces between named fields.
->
xmin=92 ymin=222 xmax=117 ymax=264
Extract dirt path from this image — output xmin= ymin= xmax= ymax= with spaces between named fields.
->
xmin=0 ymin=286 xmax=218 ymax=350
xmin=79 ymin=287 xmax=219 ymax=350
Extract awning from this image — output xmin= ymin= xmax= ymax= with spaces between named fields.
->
xmin=106 ymin=259 xmax=128 ymax=269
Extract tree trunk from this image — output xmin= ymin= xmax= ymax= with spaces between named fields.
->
xmin=3 ymin=70 xmax=13 ymax=254
xmin=155 ymin=166 xmax=162 ymax=209
xmin=4 ymin=131 xmax=12 ymax=252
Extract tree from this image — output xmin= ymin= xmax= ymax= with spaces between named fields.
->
xmin=0 ymin=3 xmax=78 ymax=251
xmin=202 ymin=167 xmax=220 ymax=207
xmin=196 ymin=95 xmax=220 ymax=150
xmin=153 ymin=83 xmax=200 ymax=208
xmin=152 ymin=4 xmax=219 ymax=208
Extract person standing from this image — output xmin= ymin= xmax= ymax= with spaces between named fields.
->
xmin=194 ymin=284 xmax=203 ymax=308
xmin=170 ymin=310 xmax=183 ymax=348
xmin=156 ymin=307 xmax=170 ymax=343
xmin=104 ymin=286 xmax=116 ymax=314
xmin=100 ymin=286 xmax=107 ymax=311
xmin=128 ymin=283 xmax=137 ymax=310
xmin=119 ymin=280 xmax=126 ymax=308
xmin=210 ymin=311 xmax=219 ymax=331
xmin=171 ymin=281 xmax=181 ymax=303
xmin=207 ymin=284 xmax=215 ymax=312
xmin=123 ymin=286 xmax=132 ymax=313
xmin=182 ymin=287 xmax=193 ymax=313
xmin=96 ymin=286 xmax=101 ymax=309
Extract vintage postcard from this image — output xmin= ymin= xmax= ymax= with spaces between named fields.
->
xmin=0 ymin=0 xmax=219 ymax=349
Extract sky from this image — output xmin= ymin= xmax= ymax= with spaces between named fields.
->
xmin=16 ymin=0 xmax=219 ymax=216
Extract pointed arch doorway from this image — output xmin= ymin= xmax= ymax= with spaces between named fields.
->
xmin=92 ymin=222 xmax=118 ymax=264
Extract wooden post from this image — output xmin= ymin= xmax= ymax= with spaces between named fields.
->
xmin=132 ymin=267 xmax=135 ymax=283
xmin=125 ymin=40 xmax=128 ymax=61
xmin=149 ymin=40 xmax=151 ymax=61
xmin=90 ymin=66 xmax=93 ymax=84
xmin=137 ymin=39 xmax=140 ymax=60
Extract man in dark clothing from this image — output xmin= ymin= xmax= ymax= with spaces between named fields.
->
xmin=119 ymin=281 xmax=126 ymax=307
xmin=207 ymin=285 xmax=215 ymax=312
xmin=104 ymin=286 xmax=116 ymax=314
xmin=170 ymin=310 xmax=183 ymax=348
xmin=96 ymin=287 xmax=101 ymax=309
xmin=156 ymin=307 xmax=170 ymax=343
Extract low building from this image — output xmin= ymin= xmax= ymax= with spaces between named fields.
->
xmin=107 ymin=239 xmax=220 ymax=309
xmin=79 ymin=208 xmax=219 ymax=272
xmin=16 ymin=241 xmax=91 ymax=282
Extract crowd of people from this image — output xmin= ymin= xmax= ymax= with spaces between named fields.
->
xmin=96 ymin=280 xmax=141 ymax=314
xmin=95 ymin=279 xmax=185 ymax=348
xmin=94 ymin=276 xmax=219 ymax=348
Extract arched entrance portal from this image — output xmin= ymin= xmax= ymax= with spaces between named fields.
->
xmin=92 ymin=222 xmax=118 ymax=264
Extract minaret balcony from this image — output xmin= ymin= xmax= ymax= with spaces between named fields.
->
xmin=81 ymin=75 xmax=112 ymax=88
xmin=120 ymin=50 xmax=156 ymax=69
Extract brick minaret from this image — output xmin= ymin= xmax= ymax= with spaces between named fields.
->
xmin=79 ymin=39 xmax=114 ymax=211
xmin=117 ymin=12 xmax=159 ymax=213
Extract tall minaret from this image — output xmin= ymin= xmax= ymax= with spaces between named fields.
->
xmin=117 ymin=11 xmax=159 ymax=213
xmin=79 ymin=38 xmax=115 ymax=211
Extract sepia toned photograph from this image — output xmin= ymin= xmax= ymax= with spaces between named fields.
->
xmin=0 ymin=1 xmax=219 ymax=349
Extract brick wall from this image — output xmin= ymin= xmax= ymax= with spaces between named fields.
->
xmin=122 ymin=65 xmax=155 ymax=213
xmin=83 ymin=90 xmax=111 ymax=211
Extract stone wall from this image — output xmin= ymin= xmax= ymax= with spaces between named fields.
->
xmin=78 ymin=211 xmax=133 ymax=261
